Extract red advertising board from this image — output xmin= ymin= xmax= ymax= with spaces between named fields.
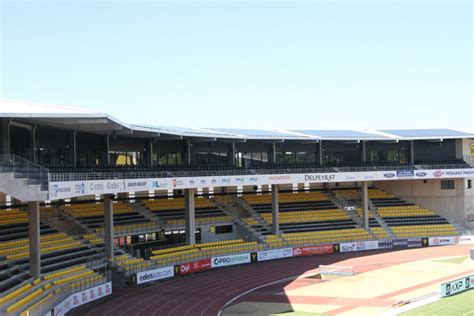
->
xmin=292 ymin=245 xmax=334 ymax=257
xmin=178 ymin=259 xmax=211 ymax=275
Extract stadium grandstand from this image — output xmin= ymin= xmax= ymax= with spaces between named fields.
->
xmin=0 ymin=98 xmax=473 ymax=315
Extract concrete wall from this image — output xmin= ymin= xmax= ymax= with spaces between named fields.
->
xmin=375 ymin=178 xmax=474 ymax=229
xmin=200 ymin=224 xmax=237 ymax=243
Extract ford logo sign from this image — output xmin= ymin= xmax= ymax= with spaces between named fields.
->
xmin=415 ymin=172 xmax=427 ymax=177
xmin=384 ymin=173 xmax=395 ymax=178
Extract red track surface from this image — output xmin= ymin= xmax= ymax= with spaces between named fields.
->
xmin=75 ymin=244 xmax=472 ymax=316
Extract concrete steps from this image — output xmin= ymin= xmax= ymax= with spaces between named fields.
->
xmin=0 ymin=172 xmax=48 ymax=201
xmin=369 ymin=202 xmax=396 ymax=238
xmin=233 ymin=197 xmax=271 ymax=243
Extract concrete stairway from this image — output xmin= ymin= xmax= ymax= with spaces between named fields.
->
xmin=369 ymin=201 xmax=396 ymax=238
xmin=233 ymin=197 xmax=272 ymax=242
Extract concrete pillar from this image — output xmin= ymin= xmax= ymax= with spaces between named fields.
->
xmin=319 ymin=141 xmax=323 ymax=166
xmin=185 ymin=188 xmax=196 ymax=244
xmin=361 ymin=141 xmax=366 ymax=162
xmin=410 ymin=140 xmax=415 ymax=164
xmin=270 ymin=143 xmax=277 ymax=164
xmin=30 ymin=125 xmax=37 ymax=163
xmin=271 ymin=184 xmax=280 ymax=236
xmin=0 ymin=119 xmax=10 ymax=155
xmin=71 ymin=131 xmax=77 ymax=167
xmin=28 ymin=201 xmax=41 ymax=279
xmin=104 ymin=194 xmax=114 ymax=260
xmin=148 ymin=141 xmax=154 ymax=167
xmin=104 ymin=135 xmax=110 ymax=166
xmin=186 ymin=140 xmax=192 ymax=165
xmin=361 ymin=182 xmax=369 ymax=230
xmin=228 ymin=142 xmax=236 ymax=165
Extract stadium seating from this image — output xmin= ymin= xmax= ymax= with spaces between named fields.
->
xmin=150 ymin=239 xmax=262 ymax=266
xmin=243 ymin=191 xmax=359 ymax=236
xmin=371 ymin=189 xmax=458 ymax=237
xmin=0 ymin=265 xmax=105 ymax=314
xmin=283 ymin=228 xmax=372 ymax=246
xmin=143 ymin=196 xmax=232 ymax=226
xmin=63 ymin=201 xmax=153 ymax=233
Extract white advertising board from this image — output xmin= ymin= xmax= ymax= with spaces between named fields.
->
xmin=136 ymin=266 xmax=174 ymax=285
xmin=257 ymin=248 xmax=293 ymax=262
xmin=340 ymin=241 xmax=379 ymax=253
xmin=458 ymin=235 xmax=474 ymax=245
xmin=211 ymin=253 xmax=251 ymax=268
xmin=429 ymin=236 xmax=459 ymax=246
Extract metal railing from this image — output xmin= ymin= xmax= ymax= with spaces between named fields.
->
xmin=0 ymin=154 xmax=50 ymax=191
xmin=48 ymin=160 xmax=474 ymax=183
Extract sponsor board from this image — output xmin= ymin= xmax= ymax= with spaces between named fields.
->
xmin=340 ymin=242 xmax=357 ymax=253
xmin=257 ymin=248 xmax=293 ymax=262
xmin=54 ymin=282 xmax=112 ymax=316
xmin=365 ymin=240 xmax=380 ymax=250
xmin=458 ymin=235 xmax=474 ymax=245
xmin=48 ymin=168 xmax=474 ymax=200
xmin=304 ymin=174 xmax=336 ymax=182
xmin=178 ymin=259 xmax=211 ymax=275
xmin=440 ymin=275 xmax=474 ymax=298
xmin=378 ymin=238 xmax=422 ymax=249
xmin=340 ymin=241 xmax=380 ymax=253
xmin=292 ymin=244 xmax=334 ymax=256
xmin=136 ymin=266 xmax=174 ymax=285
xmin=444 ymin=170 xmax=474 ymax=177
xmin=433 ymin=170 xmax=445 ymax=178
xmin=211 ymin=253 xmax=251 ymax=268
xmin=396 ymin=170 xmax=414 ymax=177
xmin=429 ymin=236 xmax=459 ymax=246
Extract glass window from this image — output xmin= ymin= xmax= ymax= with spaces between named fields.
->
xmin=441 ymin=180 xmax=455 ymax=190
xmin=296 ymin=152 xmax=307 ymax=164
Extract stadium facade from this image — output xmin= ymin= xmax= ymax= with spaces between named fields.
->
xmin=0 ymin=98 xmax=473 ymax=315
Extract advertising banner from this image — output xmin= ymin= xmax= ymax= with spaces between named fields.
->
xmin=54 ymin=282 xmax=112 ymax=316
xmin=394 ymin=238 xmax=423 ymax=248
xmin=340 ymin=242 xmax=358 ymax=253
xmin=440 ymin=275 xmax=474 ymax=298
xmin=429 ymin=236 xmax=459 ymax=246
xmin=136 ymin=266 xmax=174 ymax=285
xmin=48 ymin=168 xmax=474 ymax=200
xmin=211 ymin=253 xmax=251 ymax=268
xmin=292 ymin=244 xmax=334 ymax=257
xmin=378 ymin=239 xmax=393 ymax=249
xmin=340 ymin=241 xmax=379 ymax=253
xmin=458 ymin=235 xmax=474 ymax=245
xmin=257 ymin=248 xmax=293 ymax=262
xmin=365 ymin=240 xmax=380 ymax=250
xmin=396 ymin=170 xmax=415 ymax=177
xmin=378 ymin=238 xmax=423 ymax=249
xmin=177 ymin=259 xmax=212 ymax=275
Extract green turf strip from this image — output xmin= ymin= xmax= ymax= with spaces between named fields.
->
xmin=401 ymin=290 xmax=474 ymax=316
xmin=434 ymin=256 xmax=468 ymax=264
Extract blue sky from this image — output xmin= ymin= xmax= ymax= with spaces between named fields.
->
xmin=1 ymin=1 xmax=472 ymax=131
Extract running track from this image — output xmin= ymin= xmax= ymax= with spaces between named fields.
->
xmin=73 ymin=244 xmax=472 ymax=316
